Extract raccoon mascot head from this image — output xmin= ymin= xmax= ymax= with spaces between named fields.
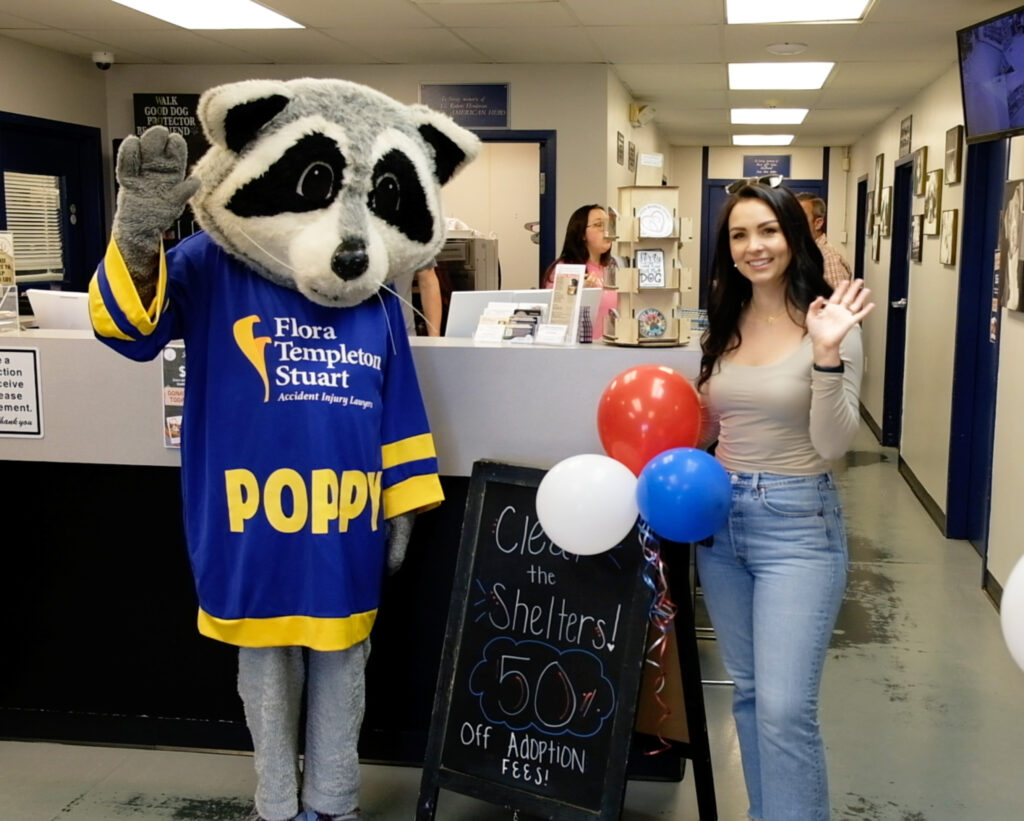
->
xmin=189 ymin=77 xmax=479 ymax=308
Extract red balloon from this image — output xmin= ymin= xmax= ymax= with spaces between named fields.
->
xmin=597 ymin=365 xmax=702 ymax=476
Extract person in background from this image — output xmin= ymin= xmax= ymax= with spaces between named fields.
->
xmin=796 ymin=192 xmax=852 ymax=289
xmin=541 ymin=203 xmax=618 ymax=334
xmin=394 ymin=264 xmax=443 ymax=336
xmin=697 ymin=179 xmax=874 ymax=821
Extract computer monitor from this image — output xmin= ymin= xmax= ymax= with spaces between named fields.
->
xmin=445 ymin=287 xmax=602 ymax=338
xmin=26 ymin=289 xmax=92 ymax=330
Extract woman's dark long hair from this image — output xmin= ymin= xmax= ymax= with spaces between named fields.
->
xmin=697 ymin=183 xmax=829 ymax=390
xmin=540 ymin=203 xmax=613 ymax=287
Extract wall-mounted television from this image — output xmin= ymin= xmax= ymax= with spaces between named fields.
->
xmin=957 ymin=4 xmax=1024 ymax=144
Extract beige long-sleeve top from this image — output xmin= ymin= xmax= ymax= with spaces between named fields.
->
xmin=701 ymin=325 xmax=863 ymax=475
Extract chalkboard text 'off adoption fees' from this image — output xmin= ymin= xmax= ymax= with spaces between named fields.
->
xmin=439 ymin=481 xmax=648 ymax=811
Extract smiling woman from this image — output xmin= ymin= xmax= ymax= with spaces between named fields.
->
xmin=696 ymin=177 xmax=875 ymax=821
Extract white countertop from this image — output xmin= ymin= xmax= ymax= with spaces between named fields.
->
xmin=0 ymin=331 xmax=701 ymax=476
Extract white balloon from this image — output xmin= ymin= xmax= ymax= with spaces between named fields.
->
xmin=536 ymin=454 xmax=639 ymax=555
xmin=1001 ymin=554 xmax=1024 ymax=673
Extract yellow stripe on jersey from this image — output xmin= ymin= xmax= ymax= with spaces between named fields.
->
xmin=383 ymin=472 xmax=444 ymax=519
xmin=381 ymin=432 xmax=437 ymax=469
xmin=197 ymin=607 xmax=377 ymax=652
xmin=89 ymin=240 xmax=168 ymax=340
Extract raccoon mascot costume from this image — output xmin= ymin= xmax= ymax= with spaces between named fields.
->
xmin=89 ymin=78 xmax=479 ymax=821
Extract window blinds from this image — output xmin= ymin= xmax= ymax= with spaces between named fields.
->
xmin=2 ymin=171 xmax=65 ymax=275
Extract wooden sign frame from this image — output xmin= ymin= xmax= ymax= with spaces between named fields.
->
xmin=417 ymin=461 xmax=655 ymax=821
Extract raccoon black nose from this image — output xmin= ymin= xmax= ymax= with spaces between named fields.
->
xmin=331 ymin=239 xmax=369 ymax=281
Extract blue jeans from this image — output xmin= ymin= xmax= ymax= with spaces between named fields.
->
xmin=696 ymin=472 xmax=847 ymax=821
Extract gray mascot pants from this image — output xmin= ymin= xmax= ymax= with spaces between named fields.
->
xmin=238 ymin=642 xmax=368 ymax=821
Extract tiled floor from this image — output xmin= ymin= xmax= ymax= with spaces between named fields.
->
xmin=2 ymin=424 xmax=1023 ymax=820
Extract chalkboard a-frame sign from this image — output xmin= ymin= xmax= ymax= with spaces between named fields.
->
xmin=417 ymin=461 xmax=655 ymax=821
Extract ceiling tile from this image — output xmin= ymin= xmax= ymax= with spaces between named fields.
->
xmin=193 ymin=29 xmax=379 ymax=65
xmin=321 ymin=27 xmax=486 ymax=63
xmin=456 ymin=26 xmax=603 ymax=62
xmin=587 ymin=25 xmax=723 ymax=63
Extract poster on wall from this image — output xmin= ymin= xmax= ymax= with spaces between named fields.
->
xmin=133 ymin=94 xmax=209 ymax=170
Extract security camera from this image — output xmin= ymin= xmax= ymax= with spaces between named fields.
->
xmin=92 ymin=51 xmax=114 ymax=71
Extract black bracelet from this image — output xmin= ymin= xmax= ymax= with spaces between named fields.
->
xmin=813 ymin=362 xmax=845 ymax=373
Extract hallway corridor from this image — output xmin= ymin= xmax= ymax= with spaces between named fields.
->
xmin=1 ymin=424 xmax=1022 ymax=820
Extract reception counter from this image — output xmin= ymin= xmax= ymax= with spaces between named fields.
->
xmin=0 ymin=330 xmax=702 ymax=473
xmin=0 ymin=330 xmax=701 ymax=761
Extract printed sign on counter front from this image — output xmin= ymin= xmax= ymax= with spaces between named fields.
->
xmin=162 ymin=343 xmax=185 ymax=448
xmin=0 ymin=348 xmax=42 ymax=437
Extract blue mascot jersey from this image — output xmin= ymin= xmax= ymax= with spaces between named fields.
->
xmin=90 ymin=232 xmax=444 ymax=651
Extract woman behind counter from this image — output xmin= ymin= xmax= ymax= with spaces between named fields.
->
xmin=541 ymin=203 xmax=618 ymax=335
xmin=696 ymin=179 xmax=874 ymax=821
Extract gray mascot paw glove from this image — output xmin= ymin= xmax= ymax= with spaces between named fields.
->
xmin=386 ymin=511 xmax=415 ymax=575
xmin=113 ymin=126 xmax=200 ymax=285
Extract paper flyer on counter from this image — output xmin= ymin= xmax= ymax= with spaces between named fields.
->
xmin=162 ymin=343 xmax=185 ymax=448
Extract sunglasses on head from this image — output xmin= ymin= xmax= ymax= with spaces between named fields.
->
xmin=724 ymin=174 xmax=785 ymax=194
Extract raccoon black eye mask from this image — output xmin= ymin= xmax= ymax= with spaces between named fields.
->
xmin=227 ymin=133 xmax=345 ymax=217
xmin=183 ymin=77 xmax=481 ymax=308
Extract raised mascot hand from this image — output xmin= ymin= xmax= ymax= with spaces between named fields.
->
xmin=113 ymin=126 xmax=200 ymax=302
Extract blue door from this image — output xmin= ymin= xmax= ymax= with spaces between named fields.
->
xmin=880 ymin=160 xmax=913 ymax=447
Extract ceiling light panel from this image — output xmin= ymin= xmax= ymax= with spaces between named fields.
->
xmin=729 ymin=62 xmax=834 ymax=89
xmin=732 ymin=134 xmax=795 ymax=146
xmin=110 ymin=0 xmax=303 ymax=30
xmin=731 ymin=108 xmax=808 ymax=124
xmin=726 ymin=0 xmax=870 ymax=24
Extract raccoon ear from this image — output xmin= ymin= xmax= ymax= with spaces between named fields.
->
xmin=199 ymin=81 xmax=292 ymax=154
xmin=413 ymin=107 xmax=481 ymax=185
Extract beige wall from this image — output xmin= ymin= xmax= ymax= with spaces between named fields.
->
xmin=0 ymin=35 xmax=107 ymax=130
xmin=849 ymin=67 xmax=965 ymax=523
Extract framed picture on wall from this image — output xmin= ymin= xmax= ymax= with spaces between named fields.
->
xmin=1000 ymin=180 xmax=1024 ymax=311
xmin=874 ymin=153 xmax=884 ymax=214
xmin=924 ymin=169 xmax=943 ymax=235
xmin=899 ymin=115 xmax=912 ymax=158
xmin=628 ymin=141 xmax=636 ymax=172
xmin=946 ymin=125 xmax=963 ymax=185
xmin=880 ymin=187 xmax=892 ymax=237
xmin=911 ymin=215 xmax=923 ymax=262
xmin=912 ymin=147 xmax=927 ymax=196
xmin=616 ymin=132 xmax=624 ymax=165
xmin=940 ymin=209 xmax=958 ymax=265
xmin=872 ymin=227 xmax=882 ymax=262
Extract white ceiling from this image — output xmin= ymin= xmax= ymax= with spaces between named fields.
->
xmin=0 ymin=0 xmax=1020 ymax=147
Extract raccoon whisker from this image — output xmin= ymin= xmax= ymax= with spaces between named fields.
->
xmin=379 ymin=281 xmax=439 ymax=336
xmin=236 ymin=227 xmax=299 ymax=275
xmin=374 ymin=289 xmax=400 ymax=356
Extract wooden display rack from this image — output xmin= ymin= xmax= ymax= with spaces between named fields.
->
xmin=603 ymin=186 xmax=696 ymax=347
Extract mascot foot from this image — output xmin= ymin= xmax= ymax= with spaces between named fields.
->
xmin=312 ymin=810 xmax=361 ymax=821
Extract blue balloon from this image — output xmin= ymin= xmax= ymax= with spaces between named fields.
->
xmin=636 ymin=447 xmax=732 ymax=543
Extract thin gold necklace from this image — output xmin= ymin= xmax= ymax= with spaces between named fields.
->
xmin=752 ymin=303 xmax=785 ymax=324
